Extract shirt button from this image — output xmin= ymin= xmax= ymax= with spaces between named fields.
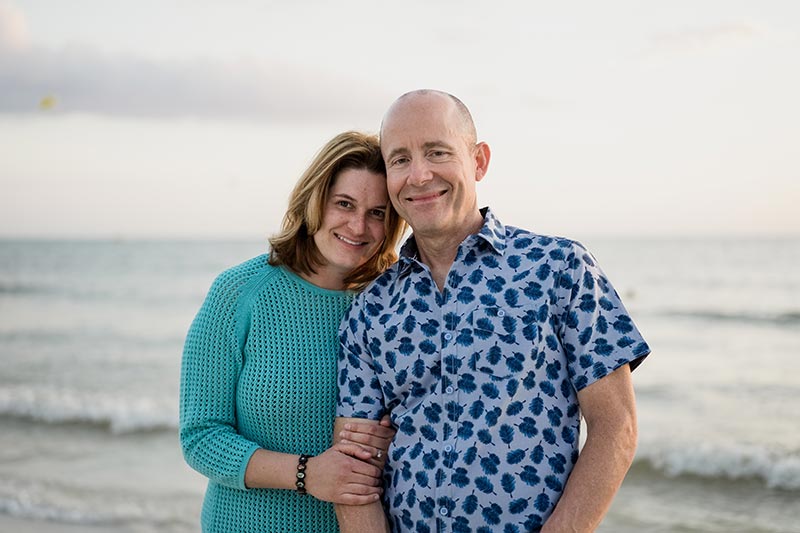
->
xmin=439 ymin=507 xmax=448 ymax=516
xmin=497 ymin=309 xmax=505 ymax=317
xmin=445 ymin=386 xmax=454 ymax=394
xmin=444 ymin=444 xmax=452 ymax=452
xmin=444 ymin=333 xmax=453 ymax=341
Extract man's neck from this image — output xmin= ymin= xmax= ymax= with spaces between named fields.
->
xmin=414 ymin=211 xmax=484 ymax=291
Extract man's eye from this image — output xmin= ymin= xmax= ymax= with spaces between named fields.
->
xmin=391 ymin=157 xmax=409 ymax=166
xmin=371 ymin=209 xmax=386 ymax=220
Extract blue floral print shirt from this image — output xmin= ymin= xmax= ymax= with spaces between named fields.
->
xmin=337 ymin=208 xmax=650 ymax=533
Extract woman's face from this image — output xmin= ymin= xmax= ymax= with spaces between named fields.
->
xmin=312 ymin=167 xmax=389 ymax=285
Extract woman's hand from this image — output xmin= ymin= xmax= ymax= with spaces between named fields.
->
xmin=304 ymin=443 xmax=384 ymax=505
xmin=337 ymin=415 xmax=396 ymax=469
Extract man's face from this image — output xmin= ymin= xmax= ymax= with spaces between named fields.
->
xmin=381 ymin=94 xmax=485 ymax=240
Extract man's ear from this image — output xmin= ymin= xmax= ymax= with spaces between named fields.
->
xmin=474 ymin=142 xmax=491 ymax=182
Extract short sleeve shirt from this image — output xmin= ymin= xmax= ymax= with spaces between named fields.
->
xmin=337 ymin=208 xmax=650 ymax=533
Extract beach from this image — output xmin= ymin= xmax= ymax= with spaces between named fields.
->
xmin=1 ymin=237 xmax=799 ymax=532
xmin=1 ymin=516 xmax=112 ymax=533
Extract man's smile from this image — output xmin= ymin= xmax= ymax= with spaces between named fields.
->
xmin=407 ymin=190 xmax=447 ymax=202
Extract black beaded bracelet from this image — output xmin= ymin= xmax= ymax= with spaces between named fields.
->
xmin=295 ymin=454 xmax=309 ymax=495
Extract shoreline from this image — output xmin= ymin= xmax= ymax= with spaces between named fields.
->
xmin=0 ymin=515 xmax=122 ymax=533
xmin=0 ymin=514 xmax=199 ymax=533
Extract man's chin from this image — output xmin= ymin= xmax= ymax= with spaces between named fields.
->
xmin=403 ymin=210 xmax=444 ymax=229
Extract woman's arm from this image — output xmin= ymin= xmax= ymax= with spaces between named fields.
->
xmin=182 ymin=267 xmax=393 ymax=502
xmin=244 ymin=443 xmax=384 ymax=504
xmin=180 ymin=270 xmax=263 ymax=490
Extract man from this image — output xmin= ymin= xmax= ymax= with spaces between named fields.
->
xmin=334 ymin=90 xmax=650 ymax=533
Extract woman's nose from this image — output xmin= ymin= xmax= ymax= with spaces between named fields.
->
xmin=347 ymin=213 xmax=366 ymax=234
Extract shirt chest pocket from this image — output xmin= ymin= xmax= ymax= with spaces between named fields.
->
xmin=466 ymin=306 xmax=541 ymax=379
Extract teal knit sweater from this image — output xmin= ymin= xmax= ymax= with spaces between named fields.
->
xmin=180 ymin=255 xmax=354 ymax=533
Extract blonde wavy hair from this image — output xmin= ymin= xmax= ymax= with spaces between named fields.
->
xmin=268 ymin=131 xmax=406 ymax=291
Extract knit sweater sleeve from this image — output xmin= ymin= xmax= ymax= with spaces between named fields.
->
xmin=179 ymin=259 xmax=264 ymax=491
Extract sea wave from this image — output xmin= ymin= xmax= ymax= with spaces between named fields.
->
xmin=636 ymin=439 xmax=800 ymax=491
xmin=0 ymin=327 xmax=184 ymax=347
xmin=657 ymin=309 xmax=800 ymax=327
xmin=0 ymin=281 xmax=110 ymax=299
xmin=0 ymin=278 xmax=204 ymax=306
xmin=0 ymin=281 xmax=46 ymax=295
xmin=0 ymin=478 xmax=198 ymax=531
xmin=0 ymin=386 xmax=177 ymax=434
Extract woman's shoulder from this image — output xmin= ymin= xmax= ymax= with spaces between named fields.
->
xmin=214 ymin=253 xmax=272 ymax=281
xmin=206 ymin=254 xmax=278 ymax=302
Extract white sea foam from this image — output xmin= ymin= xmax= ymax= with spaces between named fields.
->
xmin=636 ymin=439 xmax=800 ymax=490
xmin=0 ymin=478 xmax=197 ymax=531
xmin=657 ymin=309 xmax=800 ymax=326
xmin=0 ymin=385 xmax=177 ymax=433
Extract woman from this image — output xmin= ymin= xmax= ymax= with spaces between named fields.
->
xmin=180 ymin=131 xmax=405 ymax=532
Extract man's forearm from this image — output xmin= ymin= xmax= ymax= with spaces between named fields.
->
xmin=541 ymin=421 xmax=636 ymax=532
xmin=333 ymin=416 xmax=391 ymax=533
xmin=335 ymin=501 xmax=390 ymax=533
xmin=541 ymin=366 xmax=638 ymax=532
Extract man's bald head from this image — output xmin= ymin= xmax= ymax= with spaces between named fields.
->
xmin=380 ymin=89 xmax=478 ymax=148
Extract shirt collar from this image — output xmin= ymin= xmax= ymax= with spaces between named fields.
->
xmin=397 ymin=207 xmax=507 ymax=276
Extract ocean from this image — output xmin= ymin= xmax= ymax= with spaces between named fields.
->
xmin=0 ymin=237 xmax=798 ymax=533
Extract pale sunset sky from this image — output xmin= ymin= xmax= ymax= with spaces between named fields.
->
xmin=1 ymin=0 xmax=798 ymax=239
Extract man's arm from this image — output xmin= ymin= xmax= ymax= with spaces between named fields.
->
xmin=334 ymin=416 xmax=391 ymax=533
xmin=541 ymin=364 xmax=638 ymax=533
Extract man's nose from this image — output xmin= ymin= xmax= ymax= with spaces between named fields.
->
xmin=408 ymin=159 xmax=433 ymax=186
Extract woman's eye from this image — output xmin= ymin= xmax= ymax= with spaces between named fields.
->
xmin=337 ymin=200 xmax=352 ymax=208
xmin=371 ymin=209 xmax=386 ymax=220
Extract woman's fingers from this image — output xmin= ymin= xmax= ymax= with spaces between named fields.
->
xmin=334 ymin=443 xmax=383 ymax=477
xmin=339 ymin=429 xmax=393 ymax=457
xmin=337 ymin=419 xmax=395 ymax=469
xmin=339 ymin=417 xmax=395 ymax=462
xmin=335 ymin=440 xmax=375 ymax=460
xmin=337 ymin=490 xmax=382 ymax=506
xmin=338 ymin=439 xmax=376 ymax=459
xmin=344 ymin=472 xmax=382 ymax=487
xmin=305 ymin=447 xmax=385 ymax=503
xmin=341 ymin=422 xmax=394 ymax=441
xmin=335 ymin=481 xmax=383 ymax=506
xmin=341 ymin=436 xmax=390 ymax=469
xmin=338 ymin=440 xmax=385 ymax=469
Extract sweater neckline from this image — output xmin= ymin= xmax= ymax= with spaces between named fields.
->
xmin=279 ymin=266 xmax=353 ymax=298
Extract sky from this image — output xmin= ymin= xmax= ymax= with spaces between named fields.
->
xmin=1 ymin=0 xmax=798 ymax=239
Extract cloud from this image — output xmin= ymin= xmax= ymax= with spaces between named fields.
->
xmin=0 ymin=5 xmax=390 ymax=122
xmin=650 ymin=22 xmax=762 ymax=54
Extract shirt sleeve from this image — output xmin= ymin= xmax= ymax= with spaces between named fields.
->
xmin=179 ymin=269 xmax=261 ymax=491
xmin=555 ymin=241 xmax=650 ymax=391
xmin=336 ymin=293 xmax=385 ymax=420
